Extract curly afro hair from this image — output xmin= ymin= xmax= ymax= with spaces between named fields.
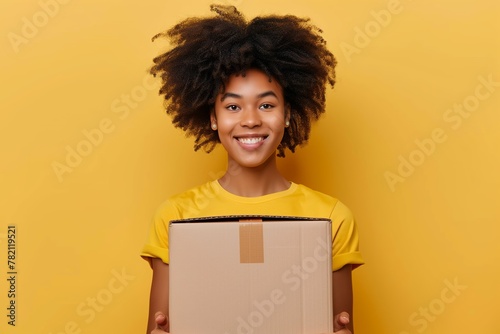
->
xmin=150 ymin=4 xmax=336 ymax=157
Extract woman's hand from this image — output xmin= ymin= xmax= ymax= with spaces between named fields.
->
xmin=152 ymin=310 xmax=352 ymax=334
xmin=150 ymin=311 xmax=169 ymax=334
xmin=333 ymin=311 xmax=351 ymax=334
xmin=321 ymin=311 xmax=352 ymax=334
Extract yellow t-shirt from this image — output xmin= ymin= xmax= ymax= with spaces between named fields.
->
xmin=141 ymin=180 xmax=364 ymax=271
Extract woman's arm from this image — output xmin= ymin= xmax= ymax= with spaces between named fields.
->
xmin=147 ymin=258 xmax=170 ymax=334
xmin=332 ymin=264 xmax=354 ymax=333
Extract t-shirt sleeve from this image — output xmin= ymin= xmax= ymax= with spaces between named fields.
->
xmin=140 ymin=200 xmax=180 ymax=266
xmin=330 ymin=200 xmax=364 ymax=271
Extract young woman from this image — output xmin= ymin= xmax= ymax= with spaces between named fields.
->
xmin=141 ymin=5 xmax=364 ymax=334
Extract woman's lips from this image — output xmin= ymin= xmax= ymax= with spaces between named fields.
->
xmin=236 ymin=137 xmax=265 ymax=144
xmin=234 ymin=136 xmax=268 ymax=149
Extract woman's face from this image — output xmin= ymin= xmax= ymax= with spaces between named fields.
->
xmin=212 ymin=69 xmax=289 ymax=169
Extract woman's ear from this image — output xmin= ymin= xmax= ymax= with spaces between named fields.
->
xmin=285 ymin=104 xmax=291 ymax=126
xmin=210 ymin=110 xmax=218 ymax=130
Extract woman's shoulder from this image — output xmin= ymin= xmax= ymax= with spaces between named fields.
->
xmin=293 ymin=183 xmax=337 ymax=202
xmin=153 ymin=181 xmax=217 ymax=214
xmin=168 ymin=181 xmax=215 ymax=202
xmin=293 ymin=183 xmax=353 ymax=218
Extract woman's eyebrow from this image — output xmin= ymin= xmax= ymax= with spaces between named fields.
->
xmin=220 ymin=92 xmax=241 ymax=101
xmin=220 ymin=91 xmax=278 ymax=102
xmin=257 ymin=91 xmax=278 ymax=99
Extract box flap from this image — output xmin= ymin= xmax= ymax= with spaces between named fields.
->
xmin=170 ymin=215 xmax=331 ymax=224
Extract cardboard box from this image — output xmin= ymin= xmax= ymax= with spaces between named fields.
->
xmin=169 ymin=216 xmax=333 ymax=334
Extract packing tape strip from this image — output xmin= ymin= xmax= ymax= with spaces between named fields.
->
xmin=239 ymin=219 xmax=264 ymax=263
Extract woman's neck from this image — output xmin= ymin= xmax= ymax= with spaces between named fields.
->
xmin=218 ymin=158 xmax=290 ymax=197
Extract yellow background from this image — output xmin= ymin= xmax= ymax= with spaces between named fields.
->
xmin=1 ymin=0 xmax=499 ymax=333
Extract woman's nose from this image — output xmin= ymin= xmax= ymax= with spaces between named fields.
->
xmin=240 ymin=108 xmax=262 ymax=128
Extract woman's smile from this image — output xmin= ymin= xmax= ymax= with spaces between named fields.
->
xmin=211 ymin=69 xmax=289 ymax=168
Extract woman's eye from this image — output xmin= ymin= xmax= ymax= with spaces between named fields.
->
xmin=226 ymin=105 xmax=240 ymax=111
xmin=260 ymin=103 xmax=274 ymax=110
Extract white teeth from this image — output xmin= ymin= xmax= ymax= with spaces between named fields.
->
xmin=238 ymin=137 xmax=264 ymax=144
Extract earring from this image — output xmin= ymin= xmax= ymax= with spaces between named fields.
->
xmin=211 ymin=123 xmax=218 ymax=130
xmin=285 ymin=120 xmax=290 ymax=127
